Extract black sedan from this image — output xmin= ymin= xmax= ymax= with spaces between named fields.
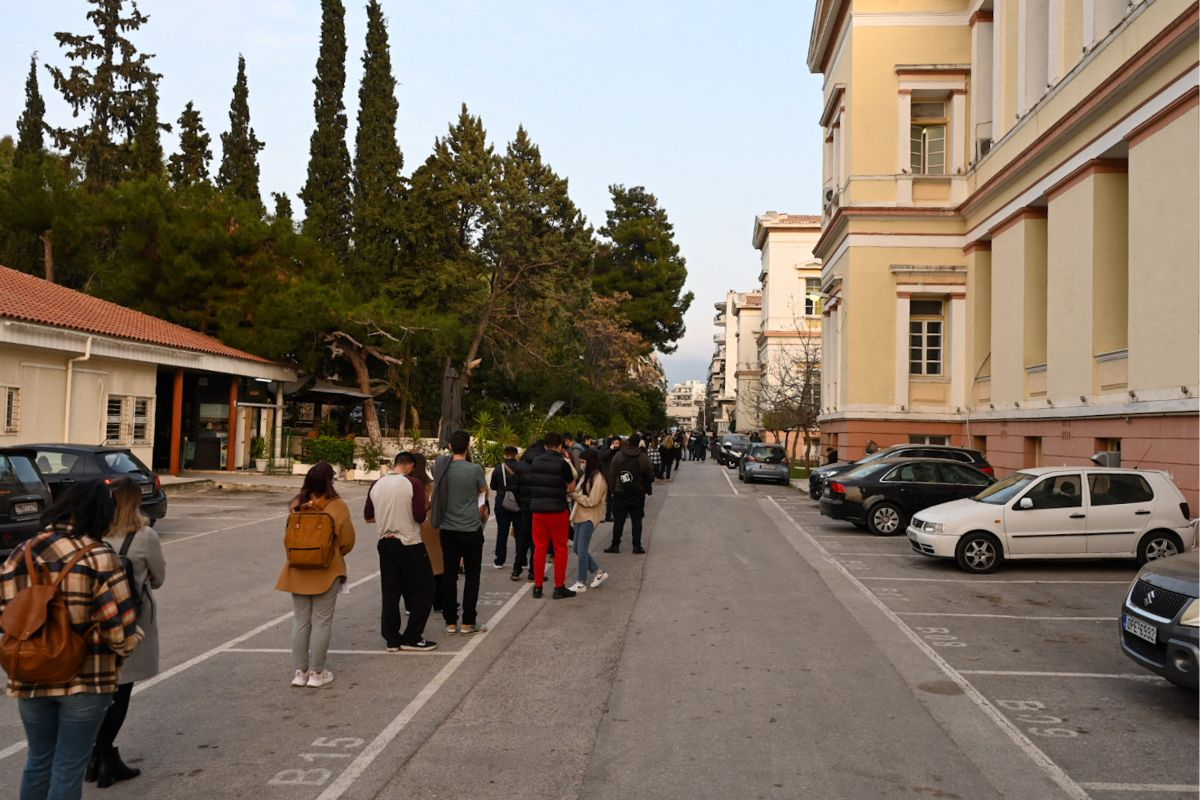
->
xmin=819 ymin=457 xmax=994 ymax=535
xmin=26 ymin=444 xmax=168 ymax=523
xmin=808 ymin=444 xmax=993 ymax=500
xmin=0 ymin=447 xmax=53 ymax=557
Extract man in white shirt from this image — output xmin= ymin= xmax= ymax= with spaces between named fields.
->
xmin=365 ymin=452 xmax=437 ymax=651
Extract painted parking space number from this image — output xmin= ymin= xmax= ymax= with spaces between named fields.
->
xmin=997 ymin=700 xmax=1079 ymax=738
xmin=913 ymin=625 xmax=966 ymax=647
xmin=269 ymin=736 xmax=364 ymax=786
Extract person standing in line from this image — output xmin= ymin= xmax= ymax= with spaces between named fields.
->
xmin=89 ymin=478 xmax=166 ymax=788
xmin=432 ymin=432 xmax=488 ymax=634
xmin=410 ymin=453 xmax=445 ymax=612
xmin=598 ymin=436 xmax=622 ymax=523
xmin=0 ymin=482 xmax=144 ymax=800
xmin=648 ymin=435 xmax=663 ymax=480
xmin=562 ymin=433 xmax=583 ymax=475
xmin=275 ymin=462 xmax=356 ymax=689
xmin=489 ymin=446 xmax=521 ymax=570
xmin=365 ymin=453 xmax=438 ymax=652
xmin=672 ymin=434 xmax=684 ymax=474
xmin=568 ymin=450 xmax=609 ymax=593
xmin=511 ymin=438 xmax=544 ymax=582
xmin=529 ymin=432 xmax=577 ymax=599
xmin=605 ymin=433 xmax=655 ymax=554
xmin=661 ymin=434 xmax=676 ymax=480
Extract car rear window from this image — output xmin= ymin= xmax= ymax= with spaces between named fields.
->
xmin=750 ymin=446 xmax=786 ymax=463
xmin=103 ymin=452 xmax=149 ymax=474
xmin=843 ymin=463 xmax=890 ymax=480
xmin=0 ymin=455 xmax=42 ymax=489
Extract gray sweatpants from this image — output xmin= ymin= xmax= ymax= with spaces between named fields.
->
xmin=291 ymin=581 xmax=340 ymax=672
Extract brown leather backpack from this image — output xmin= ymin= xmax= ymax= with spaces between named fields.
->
xmin=0 ymin=540 xmax=99 ymax=684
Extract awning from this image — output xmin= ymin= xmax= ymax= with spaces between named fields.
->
xmin=283 ymin=378 xmax=372 ymax=404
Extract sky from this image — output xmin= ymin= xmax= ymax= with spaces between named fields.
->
xmin=0 ymin=0 xmax=825 ymax=387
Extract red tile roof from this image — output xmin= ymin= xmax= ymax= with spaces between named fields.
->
xmin=0 ymin=265 xmax=274 ymax=364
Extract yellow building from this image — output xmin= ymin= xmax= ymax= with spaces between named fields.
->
xmin=808 ymin=0 xmax=1199 ymax=506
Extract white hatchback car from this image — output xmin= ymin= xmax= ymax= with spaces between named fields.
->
xmin=907 ymin=467 xmax=1195 ymax=573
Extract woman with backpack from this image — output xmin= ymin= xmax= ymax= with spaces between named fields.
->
xmin=274 ymin=462 xmax=356 ymax=689
xmin=568 ymin=450 xmax=609 ymax=593
xmin=87 ymin=477 xmax=166 ymax=788
xmin=0 ymin=482 xmax=144 ymax=800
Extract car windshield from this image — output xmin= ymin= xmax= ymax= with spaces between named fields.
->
xmin=0 ymin=455 xmax=42 ymax=489
xmin=842 ymin=462 xmax=891 ymax=480
xmin=975 ymin=472 xmax=1036 ymax=504
xmin=103 ymin=451 xmax=148 ymax=475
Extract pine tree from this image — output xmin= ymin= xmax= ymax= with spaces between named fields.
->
xmin=593 ymin=185 xmax=694 ymax=353
xmin=217 ymin=56 xmax=265 ymax=209
xmin=272 ymin=192 xmax=294 ymax=221
xmin=300 ymin=0 xmax=352 ymax=262
xmin=350 ymin=0 xmax=403 ymax=287
xmin=130 ymin=80 xmax=169 ymax=179
xmin=47 ymin=0 xmax=159 ymax=189
xmin=168 ymin=101 xmax=211 ymax=187
xmin=14 ymin=55 xmax=45 ymax=168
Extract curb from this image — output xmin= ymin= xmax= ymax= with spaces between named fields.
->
xmin=162 ymin=480 xmax=215 ymax=496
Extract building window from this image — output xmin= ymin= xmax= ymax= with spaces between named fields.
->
xmin=2 ymin=387 xmax=18 ymax=433
xmin=908 ymin=435 xmax=949 ymax=445
xmin=804 ymin=278 xmax=822 ymax=316
xmin=910 ymin=100 xmax=947 ymax=176
xmin=132 ymin=397 xmax=151 ymax=444
xmin=105 ymin=395 xmax=154 ymax=445
xmin=105 ymin=397 xmax=124 ymax=443
xmin=909 ymin=299 xmax=944 ymax=376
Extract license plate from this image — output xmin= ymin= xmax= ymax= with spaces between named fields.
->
xmin=140 ymin=484 xmax=153 ymax=496
xmin=1123 ymin=614 xmax=1158 ymax=644
xmin=13 ymin=502 xmax=38 ymax=515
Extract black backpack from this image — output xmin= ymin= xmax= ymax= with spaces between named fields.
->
xmin=612 ymin=455 xmax=641 ymax=496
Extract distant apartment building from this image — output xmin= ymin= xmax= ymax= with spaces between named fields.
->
xmin=807 ymin=0 xmax=1199 ymax=505
xmin=666 ymin=380 xmax=707 ymax=429
xmin=707 ymin=291 xmax=738 ymax=434
xmin=731 ymin=291 xmax=763 ymax=433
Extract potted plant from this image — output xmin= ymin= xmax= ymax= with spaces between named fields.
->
xmin=250 ymin=436 xmax=268 ymax=472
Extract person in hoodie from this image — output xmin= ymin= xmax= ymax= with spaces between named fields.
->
xmin=488 ymin=446 xmax=521 ymax=570
xmin=598 ymin=435 xmax=622 ymax=523
xmin=605 ymin=433 xmax=655 ymax=554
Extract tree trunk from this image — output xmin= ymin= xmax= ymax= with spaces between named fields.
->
xmin=39 ymin=229 xmax=54 ymax=283
xmin=344 ymin=344 xmax=382 ymax=446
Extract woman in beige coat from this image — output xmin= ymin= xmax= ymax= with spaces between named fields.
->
xmin=569 ymin=450 xmax=609 ymax=593
xmin=275 ymin=462 xmax=356 ymax=688
xmin=411 ymin=453 xmax=445 ymax=610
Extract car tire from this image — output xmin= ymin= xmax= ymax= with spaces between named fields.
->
xmin=808 ymin=487 xmax=821 ymax=500
xmin=1136 ymin=530 xmax=1183 ymax=565
xmin=955 ymin=532 xmax=1002 ymax=574
xmin=866 ymin=502 xmax=906 ymax=535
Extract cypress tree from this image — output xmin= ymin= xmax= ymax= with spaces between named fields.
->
xmin=168 ymin=101 xmax=212 ymax=187
xmin=300 ymin=0 xmax=353 ymax=263
xmin=350 ymin=0 xmax=403 ymax=286
xmin=130 ymin=80 xmax=169 ymax=179
xmin=47 ymin=0 xmax=158 ymax=189
xmin=14 ymin=55 xmax=45 ymax=168
xmin=272 ymin=192 xmax=294 ymax=221
xmin=217 ymin=55 xmax=265 ymax=209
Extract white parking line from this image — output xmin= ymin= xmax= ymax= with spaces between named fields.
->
xmin=766 ymin=496 xmax=1089 ymax=800
xmin=897 ymin=612 xmax=1117 ymax=621
xmin=160 ymin=512 xmax=290 ymax=546
xmin=224 ymin=648 xmax=454 ymax=656
xmin=858 ymin=576 xmax=1130 ymax=585
xmin=720 ymin=469 xmax=739 ymax=496
xmin=313 ymin=584 xmax=530 ymax=800
xmin=1079 ymin=782 xmax=1199 ymax=793
xmin=959 ymin=670 xmax=1165 ymax=682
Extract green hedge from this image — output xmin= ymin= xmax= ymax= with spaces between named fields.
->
xmin=304 ymin=437 xmax=357 ymax=469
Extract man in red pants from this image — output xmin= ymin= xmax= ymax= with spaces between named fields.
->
xmin=528 ymin=432 xmax=577 ymax=599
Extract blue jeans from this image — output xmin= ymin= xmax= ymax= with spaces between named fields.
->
xmin=574 ymin=521 xmax=600 ymax=584
xmin=18 ymin=692 xmax=114 ymax=800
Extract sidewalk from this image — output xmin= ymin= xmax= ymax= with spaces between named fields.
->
xmin=159 ymin=470 xmax=304 ymax=495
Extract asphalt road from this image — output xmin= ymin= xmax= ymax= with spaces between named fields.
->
xmin=0 ymin=461 xmax=1195 ymax=799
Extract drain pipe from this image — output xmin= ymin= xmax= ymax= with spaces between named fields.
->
xmin=63 ymin=336 xmax=94 ymax=440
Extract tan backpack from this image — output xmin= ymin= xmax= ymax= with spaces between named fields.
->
xmin=284 ymin=502 xmax=337 ymax=569
xmin=0 ymin=540 xmax=99 ymax=684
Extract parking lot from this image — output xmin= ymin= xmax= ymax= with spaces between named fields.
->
xmin=766 ymin=485 xmax=1199 ymax=800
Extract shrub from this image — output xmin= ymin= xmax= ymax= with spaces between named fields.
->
xmin=305 ymin=436 xmax=356 ymax=469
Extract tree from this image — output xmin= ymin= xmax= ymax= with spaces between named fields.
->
xmin=129 ymin=80 xmax=169 ymax=180
xmin=47 ymin=0 xmax=159 ymax=190
xmin=593 ymin=185 xmax=693 ymax=353
xmin=300 ymin=0 xmax=352 ymax=263
xmin=350 ymin=0 xmax=403 ymax=289
xmin=14 ymin=56 xmax=45 ymax=168
xmin=168 ymin=101 xmax=211 ymax=187
xmin=272 ymin=192 xmax=294 ymax=221
xmin=754 ymin=322 xmax=822 ymax=463
xmin=216 ymin=56 xmax=264 ymax=209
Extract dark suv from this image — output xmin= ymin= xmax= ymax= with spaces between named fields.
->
xmin=0 ymin=447 xmax=53 ymax=557
xmin=27 ymin=445 xmax=168 ymax=523
xmin=809 ymin=444 xmax=993 ymax=500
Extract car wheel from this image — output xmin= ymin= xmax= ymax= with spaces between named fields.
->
xmin=808 ymin=487 xmax=821 ymax=500
xmin=955 ymin=532 xmax=1001 ymax=574
xmin=1137 ymin=530 xmax=1183 ymax=565
xmin=866 ymin=502 xmax=906 ymax=535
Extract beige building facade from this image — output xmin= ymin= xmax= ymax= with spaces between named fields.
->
xmin=707 ymin=292 xmax=737 ymax=434
xmin=731 ymin=292 xmax=763 ymax=433
xmin=808 ymin=0 xmax=1199 ymax=506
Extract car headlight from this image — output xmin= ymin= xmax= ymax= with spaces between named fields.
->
xmin=913 ymin=519 xmax=944 ymax=533
xmin=1181 ymin=599 xmax=1199 ymax=627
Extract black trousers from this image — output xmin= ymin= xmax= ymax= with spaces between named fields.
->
xmin=440 ymin=529 xmax=484 ymax=625
xmin=378 ymin=538 xmax=435 ymax=646
xmin=494 ymin=506 xmax=517 ymax=566
xmin=610 ymin=494 xmax=646 ymax=549
xmin=94 ymin=681 xmax=133 ymax=753
xmin=512 ymin=509 xmax=534 ymax=575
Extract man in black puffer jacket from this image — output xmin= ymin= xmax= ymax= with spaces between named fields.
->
xmin=528 ymin=432 xmax=577 ymax=599
xmin=510 ymin=440 xmax=544 ymax=583
xmin=605 ymin=433 xmax=654 ymax=554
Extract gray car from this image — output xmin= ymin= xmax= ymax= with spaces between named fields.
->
xmin=1120 ymin=548 xmax=1199 ymax=690
xmin=737 ymin=444 xmax=791 ymax=485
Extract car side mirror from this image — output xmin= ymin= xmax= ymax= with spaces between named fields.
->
xmin=1017 ymin=497 xmax=1033 ymax=510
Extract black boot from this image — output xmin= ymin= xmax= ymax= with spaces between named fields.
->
xmin=95 ymin=747 xmax=141 ymax=789
xmin=84 ymin=749 xmax=100 ymax=782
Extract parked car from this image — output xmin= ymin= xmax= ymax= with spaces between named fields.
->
xmin=1120 ymin=549 xmax=1199 ymax=690
xmin=906 ymin=467 xmax=1194 ymax=574
xmin=0 ymin=447 xmax=53 ymax=558
xmin=808 ymin=444 xmax=993 ymax=500
xmin=27 ymin=444 xmax=168 ymax=523
xmin=819 ymin=457 xmax=995 ymax=535
xmin=716 ymin=434 xmax=752 ymax=467
xmin=737 ymin=444 xmax=791 ymax=485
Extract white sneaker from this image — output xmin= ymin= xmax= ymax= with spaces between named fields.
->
xmin=306 ymin=669 xmax=334 ymax=688
xmin=589 ymin=571 xmax=609 ymax=589
xmin=291 ymin=669 xmax=310 ymax=687
xmin=568 ymin=581 xmax=588 ymax=593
